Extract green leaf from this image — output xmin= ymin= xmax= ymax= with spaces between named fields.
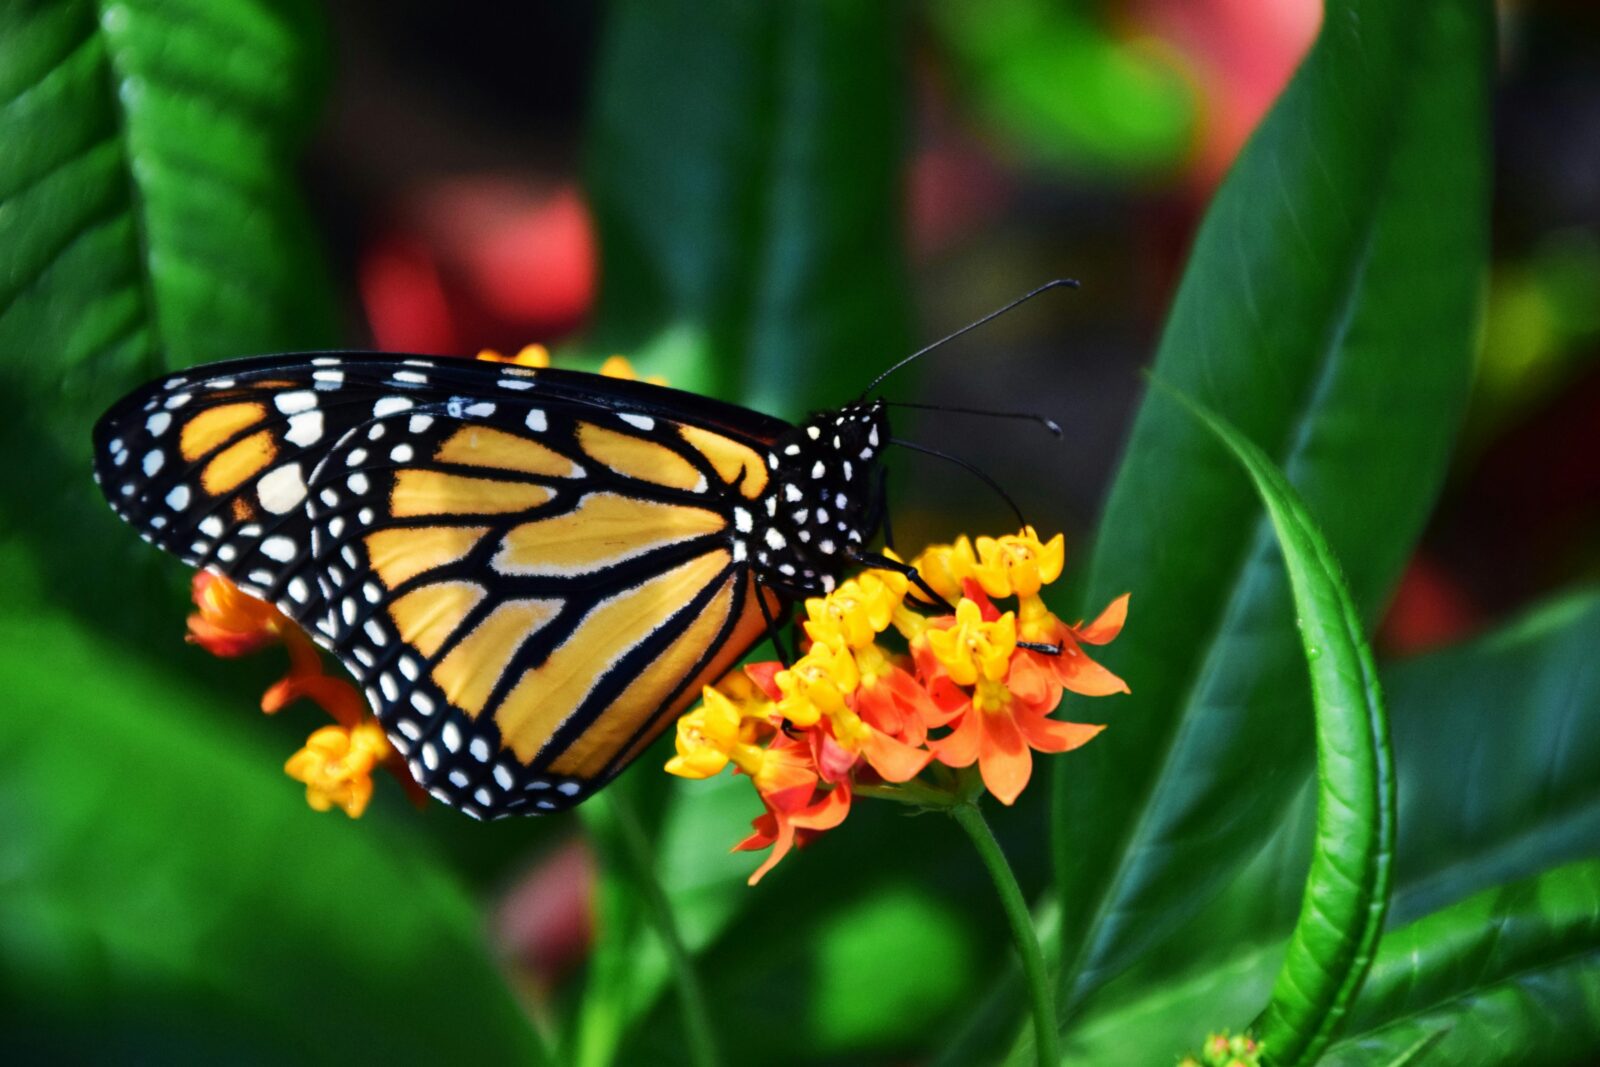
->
xmin=1383 ymin=590 xmax=1600 ymax=926
xmin=0 ymin=588 xmax=545 ymax=1063
xmin=1057 ymin=587 xmax=1600 ymax=1063
xmin=585 ymin=0 xmax=911 ymax=415
xmin=1180 ymin=394 xmax=1394 ymax=1066
xmin=0 ymin=0 xmax=336 ymax=627
xmin=1322 ymin=860 xmax=1600 ymax=1066
xmin=1053 ymin=0 xmax=1490 ymax=1018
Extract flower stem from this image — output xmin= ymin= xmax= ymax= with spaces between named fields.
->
xmin=950 ymin=801 xmax=1060 ymax=1067
xmin=604 ymin=791 xmax=722 ymax=1067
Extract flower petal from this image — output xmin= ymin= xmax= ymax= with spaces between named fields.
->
xmin=862 ymin=727 xmax=933 ymax=783
xmin=1015 ymin=714 xmax=1105 ymax=754
xmin=928 ymin=703 xmax=982 ymax=768
xmin=1076 ymin=593 xmax=1130 ymax=645
xmin=1056 ymin=642 xmax=1131 ymax=696
xmin=977 ymin=710 xmax=1033 ymax=806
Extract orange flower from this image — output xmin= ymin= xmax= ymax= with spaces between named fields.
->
xmin=187 ymin=569 xmax=292 ymax=657
xmin=1010 ymin=593 xmax=1132 ymax=706
xmin=668 ymin=528 xmax=1130 ymax=879
xmin=184 ymin=571 xmax=422 ymax=814
xmin=733 ymin=733 xmax=853 ymax=885
xmin=927 ymin=678 xmax=1104 ymax=806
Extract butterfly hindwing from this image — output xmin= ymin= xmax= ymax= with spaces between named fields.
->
xmin=94 ymin=353 xmax=788 ymax=817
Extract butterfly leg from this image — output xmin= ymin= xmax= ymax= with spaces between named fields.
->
xmin=847 ymin=549 xmax=955 ymax=614
xmin=754 ymin=579 xmax=796 ymax=668
xmin=875 ymin=466 xmax=896 ymax=553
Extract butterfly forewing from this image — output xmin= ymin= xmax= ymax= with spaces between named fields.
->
xmin=93 ymin=354 xmax=788 ymax=818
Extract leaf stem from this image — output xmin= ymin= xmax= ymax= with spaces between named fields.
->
xmin=950 ymin=801 xmax=1060 ymax=1067
xmin=604 ymin=792 xmax=722 ymax=1067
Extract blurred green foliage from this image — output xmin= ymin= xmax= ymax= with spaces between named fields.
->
xmin=928 ymin=0 xmax=1196 ymax=175
xmin=3 ymin=0 xmax=1597 ymax=1064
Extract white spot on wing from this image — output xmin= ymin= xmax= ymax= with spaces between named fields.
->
xmin=284 ymin=410 xmax=324 ymax=447
xmin=258 ymin=463 xmax=307 ymax=514
xmin=275 ymin=391 xmax=317 ymax=415
xmin=373 ymin=396 xmax=413 ymax=419
xmin=260 ymin=536 xmax=296 ymax=562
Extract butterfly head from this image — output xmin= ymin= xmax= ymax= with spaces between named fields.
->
xmin=747 ymin=400 xmax=888 ymax=595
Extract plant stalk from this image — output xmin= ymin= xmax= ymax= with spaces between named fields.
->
xmin=951 ymin=801 xmax=1061 ymax=1067
xmin=605 ymin=792 xmax=722 ymax=1067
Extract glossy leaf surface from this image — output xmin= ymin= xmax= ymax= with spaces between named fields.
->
xmin=1054 ymin=0 xmax=1489 ymax=1017
xmin=1183 ymin=396 xmax=1394 ymax=1066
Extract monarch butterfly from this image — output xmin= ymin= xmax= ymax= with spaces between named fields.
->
xmin=91 ymin=283 xmax=1073 ymax=820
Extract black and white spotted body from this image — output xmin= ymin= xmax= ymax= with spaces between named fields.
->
xmin=745 ymin=400 xmax=887 ymax=597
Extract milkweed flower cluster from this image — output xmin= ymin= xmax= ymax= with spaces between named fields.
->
xmin=667 ymin=527 xmax=1130 ymax=884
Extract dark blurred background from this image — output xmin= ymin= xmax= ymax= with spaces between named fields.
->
xmin=295 ymin=0 xmax=1597 ymax=999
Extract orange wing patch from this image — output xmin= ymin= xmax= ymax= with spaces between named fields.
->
xmin=493 ymin=491 xmax=725 ymax=577
xmin=607 ymin=576 xmax=781 ymax=773
xmin=366 ymin=525 xmax=487 ymax=589
xmin=432 ymin=597 xmax=561 ymax=716
xmin=578 ymin=423 xmax=704 ymax=492
xmin=492 ymin=549 xmax=732 ymax=760
xmin=547 ymin=573 xmax=736 ymax=778
xmin=392 ymin=470 xmax=553 ymax=518
xmin=180 ymin=402 xmax=266 ymax=461
xmin=436 ymin=426 xmax=578 ymax=478
xmin=389 ymin=580 xmax=488 ymax=659
xmin=202 ymin=430 xmax=277 ymax=495
xmin=678 ymin=425 xmax=769 ymax=499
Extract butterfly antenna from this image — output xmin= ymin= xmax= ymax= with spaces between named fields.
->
xmin=859 ymin=278 xmax=1080 ymax=401
xmin=883 ymin=401 xmax=1062 ymax=438
xmin=889 ymin=437 xmax=1028 ymax=528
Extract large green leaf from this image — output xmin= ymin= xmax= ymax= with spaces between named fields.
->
xmin=1057 ymin=588 xmax=1600 ymax=1063
xmin=1322 ymin=860 xmax=1600 ymax=1066
xmin=1053 ymin=0 xmax=1489 ymax=1017
xmin=1383 ymin=592 xmax=1600 ymax=926
xmin=585 ymin=0 xmax=911 ymax=416
xmin=0 ymin=0 xmax=337 ymax=627
xmin=0 ymin=585 xmax=545 ymax=1063
xmin=1184 ymin=397 xmax=1394 ymax=1065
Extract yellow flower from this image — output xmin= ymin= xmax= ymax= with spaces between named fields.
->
xmin=284 ymin=720 xmax=392 ymax=818
xmin=476 ymin=344 xmax=552 ymax=367
xmin=598 ymin=354 xmax=667 ymax=385
xmin=665 ymin=687 xmax=747 ymax=779
xmin=802 ymin=570 xmax=908 ymax=652
xmin=925 ymin=599 xmax=1017 ymax=686
xmin=971 ymin=526 xmax=1065 ymax=599
xmin=774 ymin=642 xmax=860 ymax=728
xmin=910 ymin=536 xmax=979 ymax=603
